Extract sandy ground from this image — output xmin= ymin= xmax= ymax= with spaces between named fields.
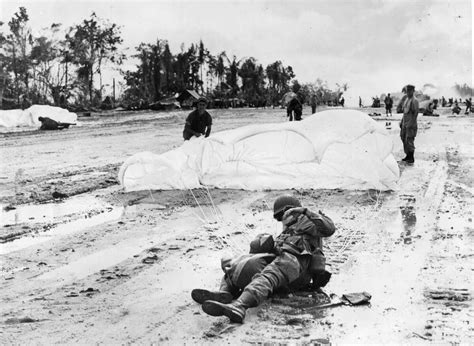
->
xmin=0 ymin=106 xmax=472 ymax=344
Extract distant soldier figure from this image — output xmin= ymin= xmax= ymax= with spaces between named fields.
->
xmin=385 ymin=93 xmax=393 ymax=116
xmin=310 ymin=94 xmax=317 ymax=114
xmin=21 ymin=95 xmax=31 ymax=110
xmin=287 ymin=97 xmax=302 ymax=121
xmin=183 ymin=97 xmax=212 ymax=140
xmin=196 ymin=195 xmax=335 ymax=323
xmin=372 ymin=96 xmax=381 ymax=108
xmin=359 ymin=96 xmax=362 ymax=108
xmin=399 ymin=85 xmax=419 ymax=164
xmin=340 ymin=96 xmax=345 ymax=107
xmin=441 ymin=96 xmax=447 ymax=107
xmin=452 ymin=101 xmax=461 ymax=115
xmin=423 ymin=99 xmax=438 ymax=116
xmin=38 ymin=117 xmax=72 ymax=130
xmin=465 ymin=98 xmax=472 ymax=114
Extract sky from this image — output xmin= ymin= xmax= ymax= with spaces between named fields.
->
xmin=1 ymin=0 xmax=472 ymax=105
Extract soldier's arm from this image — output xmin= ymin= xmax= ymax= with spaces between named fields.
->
xmin=184 ymin=114 xmax=202 ymax=137
xmin=413 ymin=99 xmax=419 ymax=115
xmin=283 ymin=207 xmax=335 ymax=237
xmin=303 ymin=209 xmax=336 ymax=237
xmin=204 ymin=114 xmax=212 ymax=137
xmin=205 ymin=124 xmax=212 ymax=137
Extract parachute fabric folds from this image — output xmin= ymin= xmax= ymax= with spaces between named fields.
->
xmin=119 ymin=110 xmax=400 ymax=191
xmin=0 ymin=105 xmax=77 ymax=128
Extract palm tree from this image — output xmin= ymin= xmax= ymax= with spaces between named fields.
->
xmin=215 ymin=51 xmax=227 ymax=90
xmin=225 ymin=54 xmax=243 ymax=98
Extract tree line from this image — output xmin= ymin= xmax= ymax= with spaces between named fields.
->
xmin=0 ymin=8 xmax=347 ymax=110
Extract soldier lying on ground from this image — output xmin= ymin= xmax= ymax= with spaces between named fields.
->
xmin=38 ymin=116 xmax=74 ymax=130
xmin=192 ymin=195 xmax=335 ymax=323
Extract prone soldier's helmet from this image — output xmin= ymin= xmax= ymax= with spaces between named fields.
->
xmin=273 ymin=195 xmax=301 ymax=221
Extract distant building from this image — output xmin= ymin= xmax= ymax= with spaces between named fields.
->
xmin=177 ymin=90 xmax=202 ymax=108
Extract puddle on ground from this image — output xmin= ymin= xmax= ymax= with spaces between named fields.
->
xmin=385 ymin=194 xmax=419 ymax=244
xmin=37 ymin=232 xmax=149 ymax=283
xmin=269 ymin=292 xmax=330 ymax=319
xmin=36 ymin=211 xmax=200 ymax=286
xmin=400 ymin=206 xmax=417 ymax=244
xmin=0 ymin=196 xmax=127 ymax=255
xmin=1 ymin=195 xmax=109 ymax=226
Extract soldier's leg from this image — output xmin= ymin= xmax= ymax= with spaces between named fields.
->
xmin=191 ymin=275 xmax=234 ymax=304
xmin=240 ymin=252 xmax=303 ymax=305
xmin=219 ymin=276 xmax=240 ymax=297
xmin=202 ymin=253 xmax=304 ymax=323
xmin=406 ymin=136 xmax=416 ymax=163
xmin=400 ymin=127 xmax=408 ymax=157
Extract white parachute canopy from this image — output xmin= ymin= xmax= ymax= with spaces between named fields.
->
xmin=119 ymin=110 xmax=400 ymax=191
xmin=0 ymin=105 xmax=77 ymax=128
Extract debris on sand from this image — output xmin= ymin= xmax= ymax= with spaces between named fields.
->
xmin=2 ymin=205 xmax=16 ymax=211
xmin=203 ymin=322 xmax=238 ymax=338
xmin=52 ymin=191 xmax=68 ymax=199
xmin=142 ymin=255 xmax=159 ymax=264
xmin=5 ymin=316 xmax=39 ymax=324
xmin=79 ymin=287 xmax=100 ymax=297
xmin=425 ymin=288 xmax=470 ymax=302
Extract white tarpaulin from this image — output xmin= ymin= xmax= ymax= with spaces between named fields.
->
xmin=119 ymin=110 xmax=400 ymax=191
xmin=0 ymin=105 xmax=77 ymax=128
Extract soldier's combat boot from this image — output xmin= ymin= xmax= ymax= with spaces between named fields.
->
xmin=202 ymin=290 xmax=258 ymax=323
xmin=406 ymin=151 xmax=414 ymax=164
xmin=202 ymin=301 xmax=246 ymax=323
xmin=191 ymin=289 xmax=233 ymax=305
xmin=401 ymin=155 xmax=408 ymax=161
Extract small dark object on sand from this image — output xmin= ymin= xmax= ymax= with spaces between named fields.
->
xmin=52 ymin=191 xmax=68 ymax=199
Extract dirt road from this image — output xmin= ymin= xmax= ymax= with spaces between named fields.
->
xmin=1 ymin=107 xmax=472 ymax=344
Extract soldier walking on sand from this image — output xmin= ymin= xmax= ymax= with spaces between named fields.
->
xmin=183 ymin=97 xmax=212 ymax=140
xmin=195 ymin=195 xmax=335 ymax=323
xmin=399 ymin=85 xmax=419 ymax=164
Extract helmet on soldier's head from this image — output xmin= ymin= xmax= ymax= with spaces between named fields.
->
xmin=273 ymin=195 xmax=301 ymax=221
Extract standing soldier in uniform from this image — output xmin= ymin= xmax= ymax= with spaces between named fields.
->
xmin=400 ymin=85 xmax=419 ymax=164
xmin=385 ymin=93 xmax=393 ymax=116
xmin=199 ymin=195 xmax=335 ymax=323
xmin=310 ymin=94 xmax=317 ymax=114
xmin=465 ymin=97 xmax=472 ymax=114
xmin=183 ymin=97 xmax=213 ymax=140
